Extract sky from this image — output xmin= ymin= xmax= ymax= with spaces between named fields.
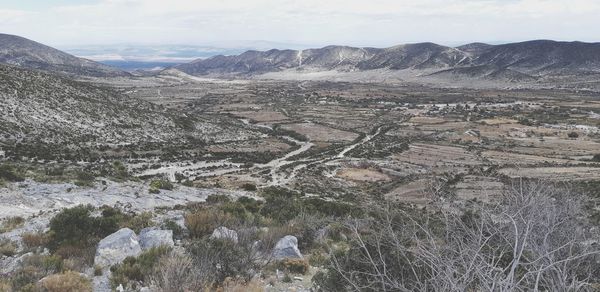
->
xmin=1 ymin=0 xmax=599 ymax=48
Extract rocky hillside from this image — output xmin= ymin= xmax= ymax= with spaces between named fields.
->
xmin=0 ymin=33 xmax=128 ymax=77
xmin=0 ymin=63 xmax=248 ymax=158
xmin=176 ymin=40 xmax=600 ymax=80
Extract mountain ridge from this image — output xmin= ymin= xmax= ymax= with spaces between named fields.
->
xmin=175 ymin=40 xmax=600 ymax=81
xmin=0 ymin=33 xmax=129 ymax=77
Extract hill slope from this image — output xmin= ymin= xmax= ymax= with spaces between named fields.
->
xmin=0 ymin=33 xmax=128 ymax=77
xmin=0 ymin=63 xmax=249 ymax=159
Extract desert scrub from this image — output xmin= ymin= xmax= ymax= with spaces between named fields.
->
xmin=8 ymin=254 xmax=64 ymax=291
xmin=149 ymin=178 xmax=174 ymax=193
xmin=187 ymin=237 xmax=263 ymax=284
xmin=110 ymin=246 xmax=171 ymax=290
xmin=0 ymin=163 xmax=25 ymax=182
xmin=278 ymin=258 xmax=310 ymax=275
xmin=40 ymin=271 xmax=92 ymax=292
xmin=185 ymin=209 xmax=235 ymax=238
xmin=0 ymin=238 xmax=17 ymax=256
xmin=47 ymin=205 xmax=118 ymax=251
xmin=73 ymin=170 xmax=96 ymax=187
xmin=21 ymin=232 xmax=50 ymax=251
xmin=0 ymin=216 xmax=25 ymax=233
xmin=161 ymin=219 xmax=185 ymax=240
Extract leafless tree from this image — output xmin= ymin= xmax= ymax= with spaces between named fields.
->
xmin=323 ymin=180 xmax=600 ymax=292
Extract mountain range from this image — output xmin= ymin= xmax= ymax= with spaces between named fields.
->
xmin=176 ymin=40 xmax=600 ymax=81
xmin=1 ymin=33 xmax=600 ymax=83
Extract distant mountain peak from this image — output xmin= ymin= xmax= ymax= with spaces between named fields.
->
xmin=175 ymin=40 xmax=600 ymax=81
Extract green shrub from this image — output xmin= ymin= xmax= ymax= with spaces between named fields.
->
xmin=161 ymin=220 xmax=185 ymax=240
xmin=110 ymin=246 xmax=171 ymax=289
xmin=47 ymin=205 xmax=119 ymax=252
xmin=149 ymin=179 xmax=173 ymax=193
xmin=112 ymin=161 xmax=129 ymax=180
xmin=237 ymin=196 xmax=262 ymax=214
xmin=241 ymin=183 xmax=257 ymax=191
xmin=302 ymin=197 xmax=363 ymax=218
xmin=206 ymin=194 xmax=231 ymax=204
xmin=0 ymin=164 xmax=25 ymax=182
xmin=74 ymin=170 xmax=95 ymax=187
xmin=259 ymin=187 xmax=303 ymax=222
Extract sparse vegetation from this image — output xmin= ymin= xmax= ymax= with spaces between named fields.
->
xmin=149 ymin=178 xmax=174 ymax=193
xmin=0 ymin=216 xmax=25 ymax=233
xmin=110 ymin=246 xmax=171 ymax=290
xmin=0 ymin=238 xmax=17 ymax=256
xmin=41 ymin=271 xmax=92 ymax=292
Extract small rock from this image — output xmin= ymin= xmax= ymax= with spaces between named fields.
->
xmin=210 ymin=226 xmax=238 ymax=243
xmin=94 ymin=228 xmax=141 ymax=268
xmin=273 ymin=235 xmax=303 ymax=259
xmin=139 ymin=228 xmax=174 ymax=250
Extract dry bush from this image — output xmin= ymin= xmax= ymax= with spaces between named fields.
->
xmin=41 ymin=271 xmax=92 ymax=292
xmin=21 ymin=232 xmax=49 ymax=250
xmin=0 ymin=279 xmax=11 ymax=292
xmin=185 ymin=209 xmax=235 ymax=238
xmin=54 ymin=244 xmax=96 ymax=266
xmin=278 ymin=258 xmax=309 ymax=275
xmin=0 ymin=238 xmax=17 ymax=257
xmin=150 ymin=251 xmax=214 ymax=292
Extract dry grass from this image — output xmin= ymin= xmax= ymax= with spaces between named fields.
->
xmin=185 ymin=209 xmax=235 ymax=238
xmin=21 ymin=232 xmax=49 ymax=250
xmin=41 ymin=271 xmax=92 ymax=292
xmin=0 ymin=238 xmax=17 ymax=257
xmin=0 ymin=216 xmax=24 ymax=233
xmin=220 ymin=278 xmax=265 ymax=292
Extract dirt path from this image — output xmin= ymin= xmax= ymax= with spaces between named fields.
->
xmin=336 ymin=125 xmax=384 ymax=158
xmin=264 ymin=125 xmax=386 ymax=185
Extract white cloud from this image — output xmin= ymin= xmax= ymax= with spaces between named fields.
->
xmin=1 ymin=0 xmax=599 ymax=47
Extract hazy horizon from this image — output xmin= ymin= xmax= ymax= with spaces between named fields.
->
xmin=1 ymin=0 xmax=599 ymax=48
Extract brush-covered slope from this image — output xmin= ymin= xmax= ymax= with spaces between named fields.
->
xmin=0 ymin=64 xmax=249 ymax=157
xmin=0 ymin=33 xmax=128 ymax=77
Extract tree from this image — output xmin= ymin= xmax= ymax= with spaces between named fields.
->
xmin=314 ymin=180 xmax=600 ymax=291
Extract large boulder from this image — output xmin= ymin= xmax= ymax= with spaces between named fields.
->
xmin=210 ymin=226 xmax=238 ymax=243
xmin=273 ymin=235 xmax=303 ymax=259
xmin=94 ymin=228 xmax=141 ymax=268
xmin=138 ymin=228 xmax=174 ymax=250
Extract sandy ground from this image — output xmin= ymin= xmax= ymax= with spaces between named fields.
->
xmin=337 ymin=168 xmax=391 ymax=182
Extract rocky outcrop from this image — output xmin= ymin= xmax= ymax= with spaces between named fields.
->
xmin=138 ymin=228 xmax=174 ymax=250
xmin=94 ymin=228 xmax=142 ymax=268
xmin=273 ymin=235 xmax=303 ymax=259
xmin=210 ymin=226 xmax=238 ymax=243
